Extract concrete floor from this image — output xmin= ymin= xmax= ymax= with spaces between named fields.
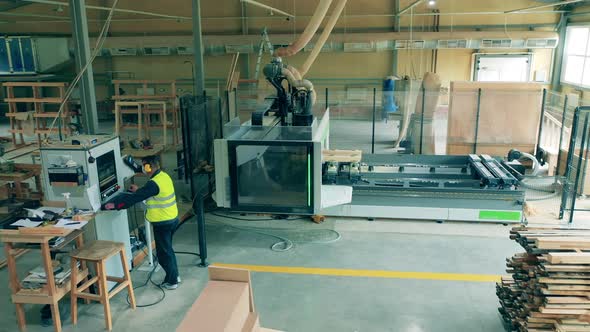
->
xmin=0 ymin=217 xmax=521 ymax=332
xmin=0 ymin=117 xmax=547 ymax=332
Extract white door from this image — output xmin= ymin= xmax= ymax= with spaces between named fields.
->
xmin=475 ymin=55 xmax=531 ymax=82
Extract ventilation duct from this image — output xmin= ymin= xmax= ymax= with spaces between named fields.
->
xmin=177 ymin=46 xmax=194 ymax=55
xmin=109 ymin=48 xmax=138 ymax=56
xmin=481 ymin=39 xmax=513 ymax=48
xmin=142 ymin=46 xmax=171 ymax=56
xmin=225 ymin=44 xmax=254 ymax=54
xmin=526 ymin=38 xmax=558 ymax=48
xmin=395 ymin=40 xmax=426 ymax=49
xmin=437 ymin=39 xmax=468 ymax=49
xmin=343 ymin=42 xmax=375 ymax=52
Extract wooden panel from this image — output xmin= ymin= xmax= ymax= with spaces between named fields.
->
xmin=447 ymin=81 xmax=543 ymax=155
xmin=447 ymin=143 xmax=535 ymax=156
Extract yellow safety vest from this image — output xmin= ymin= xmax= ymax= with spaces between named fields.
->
xmin=145 ymin=171 xmax=178 ymax=222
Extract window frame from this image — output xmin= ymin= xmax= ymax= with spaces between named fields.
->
xmin=561 ymin=25 xmax=590 ymax=89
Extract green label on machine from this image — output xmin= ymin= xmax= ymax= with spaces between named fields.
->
xmin=479 ymin=210 xmax=521 ymax=221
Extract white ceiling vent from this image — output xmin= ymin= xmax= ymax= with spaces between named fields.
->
xmin=176 ymin=46 xmax=194 ymax=55
xmin=142 ymin=47 xmax=171 ymax=56
xmin=108 ymin=48 xmax=137 ymax=56
xmin=526 ymin=38 xmax=558 ymax=48
xmin=225 ymin=44 xmax=254 ymax=53
xmin=481 ymin=39 xmax=513 ymax=48
xmin=343 ymin=42 xmax=375 ymax=52
xmin=437 ymin=39 xmax=468 ymax=49
xmin=395 ymin=40 xmax=425 ymax=49
xmin=304 ymin=42 xmax=334 ymax=52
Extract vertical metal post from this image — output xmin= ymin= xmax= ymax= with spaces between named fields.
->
xmin=560 ymin=106 xmax=580 ymax=219
xmin=551 ymin=14 xmax=567 ymax=90
xmin=419 ymin=86 xmax=426 ymax=154
xmin=473 ymin=88 xmax=482 ymax=154
xmin=392 ymin=0 xmax=399 ymax=76
xmin=556 ymin=95 xmax=569 ymax=182
xmin=69 ymin=0 xmax=98 ymax=134
xmin=233 ymin=87 xmax=238 ymax=119
xmin=192 ymin=0 xmax=206 ymax=95
xmin=194 ymin=194 xmax=208 ymax=267
xmin=224 ymin=90 xmax=230 ymax=123
xmin=569 ymin=111 xmax=590 ymax=224
xmin=217 ymin=96 xmax=223 ymax=137
xmin=180 ymin=97 xmax=193 ymax=187
xmin=372 ymin=87 xmax=376 ymax=154
xmin=536 ymin=88 xmax=547 ymax=155
xmin=325 ymin=87 xmax=329 ymax=110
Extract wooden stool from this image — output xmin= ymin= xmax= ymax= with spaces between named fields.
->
xmin=70 ymin=240 xmax=136 ymax=331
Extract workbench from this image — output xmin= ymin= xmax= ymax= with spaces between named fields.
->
xmin=1 ymin=226 xmax=88 ymax=332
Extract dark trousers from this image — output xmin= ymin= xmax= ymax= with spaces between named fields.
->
xmin=152 ymin=218 xmax=179 ymax=284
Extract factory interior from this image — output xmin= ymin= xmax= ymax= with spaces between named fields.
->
xmin=4 ymin=0 xmax=590 ymax=331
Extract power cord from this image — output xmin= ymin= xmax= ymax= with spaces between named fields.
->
xmin=210 ymin=212 xmax=308 ymax=222
xmin=126 ymin=250 xmax=165 ymax=308
xmin=206 ymin=213 xmax=342 ymax=252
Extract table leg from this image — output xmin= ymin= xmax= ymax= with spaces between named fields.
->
xmin=14 ymin=181 xmax=22 ymax=198
xmin=50 ymin=302 xmax=62 ymax=332
xmin=5 ymin=243 xmax=26 ymax=331
xmin=75 ymin=235 xmax=90 ymax=305
xmin=34 ymin=174 xmax=42 ymax=195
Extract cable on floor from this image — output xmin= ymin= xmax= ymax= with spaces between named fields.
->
xmin=210 ymin=212 xmax=309 ymax=222
xmin=126 ymin=251 xmax=166 ymax=308
xmin=206 ymin=214 xmax=342 ymax=252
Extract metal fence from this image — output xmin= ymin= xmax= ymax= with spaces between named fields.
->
xmin=560 ymin=106 xmax=590 ymax=224
xmin=179 ymin=93 xmax=224 ymax=199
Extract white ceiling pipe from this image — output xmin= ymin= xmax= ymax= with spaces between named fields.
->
xmin=275 ymin=0 xmax=333 ymax=57
xmin=504 ymin=0 xmax=585 ymax=13
xmin=22 ymin=0 xmax=191 ymax=20
xmin=240 ymin=0 xmax=294 ymax=18
xmin=300 ymin=0 xmax=347 ymax=76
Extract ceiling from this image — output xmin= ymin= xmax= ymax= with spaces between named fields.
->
xmin=0 ymin=0 xmax=584 ymax=36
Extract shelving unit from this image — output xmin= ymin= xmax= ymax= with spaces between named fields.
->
xmin=1 ymin=227 xmax=88 ymax=332
xmin=112 ymin=80 xmax=180 ymax=146
xmin=3 ymin=82 xmax=71 ymax=146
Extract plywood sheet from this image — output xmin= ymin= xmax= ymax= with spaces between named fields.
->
xmin=447 ymin=81 xmax=543 ymax=154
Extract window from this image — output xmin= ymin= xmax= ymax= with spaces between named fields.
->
xmin=562 ymin=26 xmax=590 ymax=88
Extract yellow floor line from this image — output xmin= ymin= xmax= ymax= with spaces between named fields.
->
xmin=212 ymin=263 xmax=501 ymax=283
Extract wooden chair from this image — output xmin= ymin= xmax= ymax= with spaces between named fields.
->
xmin=70 ymin=240 xmax=136 ymax=331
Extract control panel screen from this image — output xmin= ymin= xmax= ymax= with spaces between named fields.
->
xmin=96 ymin=150 xmax=118 ymax=195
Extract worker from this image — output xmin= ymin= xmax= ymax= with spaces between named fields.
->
xmin=103 ymin=155 xmax=180 ymax=290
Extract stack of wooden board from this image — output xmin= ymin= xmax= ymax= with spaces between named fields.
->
xmin=497 ymin=226 xmax=590 ymax=331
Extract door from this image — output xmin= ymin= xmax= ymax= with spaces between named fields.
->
xmin=474 ymin=54 xmax=532 ymax=82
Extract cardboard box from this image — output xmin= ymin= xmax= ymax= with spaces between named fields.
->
xmin=241 ymin=313 xmax=260 ymax=332
xmin=176 ymin=281 xmax=250 ymax=332
xmin=176 ymin=267 xmax=284 ymax=332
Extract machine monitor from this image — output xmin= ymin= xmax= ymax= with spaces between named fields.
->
xmin=228 ymin=141 xmax=315 ymax=214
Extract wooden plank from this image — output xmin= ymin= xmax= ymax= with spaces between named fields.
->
xmin=4 ymin=97 xmax=62 ymax=103
xmin=536 ymin=237 xmax=590 ymax=250
xmin=547 ymin=297 xmax=590 ymax=304
xmin=322 ymin=149 xmax=363 ymax=163
xmin=539 ymin=278 xmax=590 ymax=285
xmin=3 ymin=82 xmax=66 ymax=87
xmin=548 ymin=253 xmax=590 ymax=265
